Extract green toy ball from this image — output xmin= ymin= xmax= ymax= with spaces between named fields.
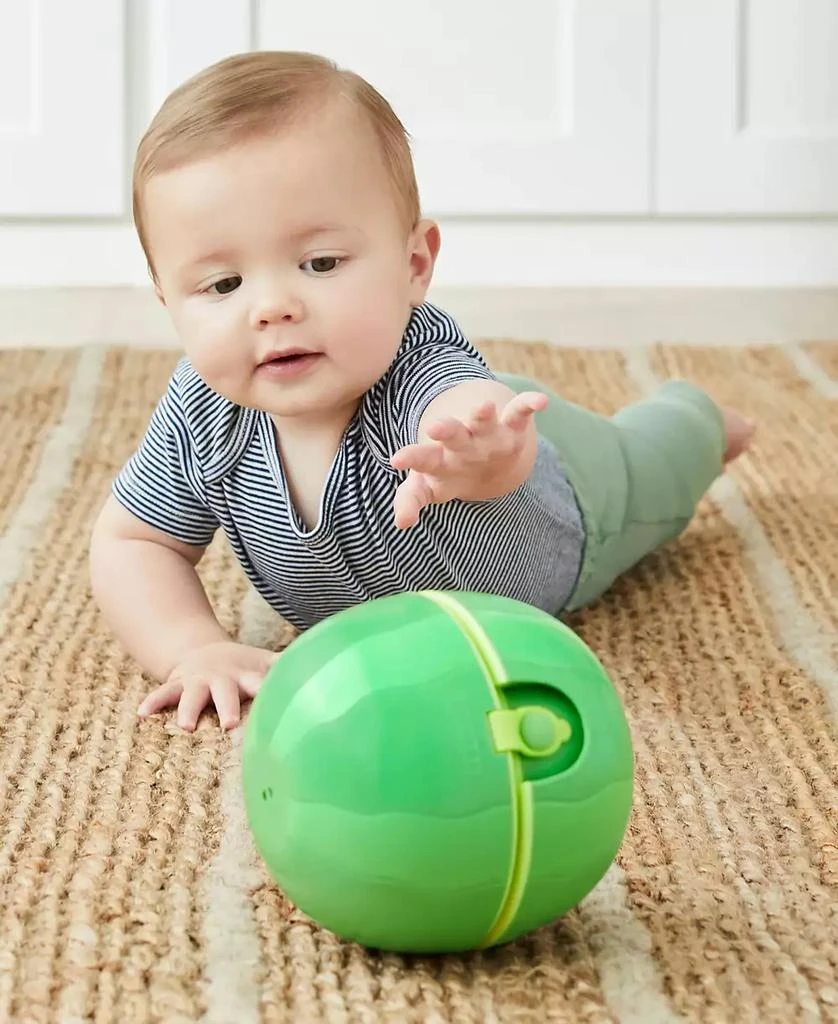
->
xmin=242 ymin=590 xmax=634 ymax=954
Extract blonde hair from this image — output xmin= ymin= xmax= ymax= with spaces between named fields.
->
xmin=132 ymin=50 xmax=421 ymax=271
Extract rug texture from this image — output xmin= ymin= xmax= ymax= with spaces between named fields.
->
xmin=0 ymin=339 xmax=836 ymax=1024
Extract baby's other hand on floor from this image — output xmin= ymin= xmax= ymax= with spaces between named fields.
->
xmin=137 ymin=641 xmax=280 ymax=732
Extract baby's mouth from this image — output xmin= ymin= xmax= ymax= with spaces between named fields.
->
xmin=257 ymin=350 xmax=323 ymax=378
xmin=259 ymin=345 xmax=319 ymax=363
xmin=265 ymin=353 xmax=306 ymax=365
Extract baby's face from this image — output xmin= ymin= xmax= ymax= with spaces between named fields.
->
xmin=142 ymin=101 xmax=438 ymax=430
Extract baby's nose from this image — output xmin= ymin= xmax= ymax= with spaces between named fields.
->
xmin=250 ymin=290 xmax=304 ymax=328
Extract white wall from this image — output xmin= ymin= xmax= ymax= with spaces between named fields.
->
xmin=0 ymin=0 xmax=837 ymax=289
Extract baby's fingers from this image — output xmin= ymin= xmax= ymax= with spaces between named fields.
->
xmin=239 ymin=669 xmax=270 ymax=699
xmin=424 ymin=417 xmax=473 ymax=451
xmin=390 ymin=442 xmax=445 ymax=474
xmin=501 ymin=391 xmax=548 ymax=431
xmin=210 ymin=678 xmax=242 ymax=731
xmin=176 ymin=681 xmax=212 ymax=732
xmin=138 ymin=679 xmax=184 ymax=719
xmin=393 ymin=474 xmax=432 ymax=529
xmin=466 ymin=401 xmax=498 ymax=436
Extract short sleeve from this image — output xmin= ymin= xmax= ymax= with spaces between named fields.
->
xmin=360 ymin=303 xmax=499 ymax=464
xmin=112 ymin=372 xmax=219 ymax=546
xmin=390 ymin=346 xmax=497 ymax=447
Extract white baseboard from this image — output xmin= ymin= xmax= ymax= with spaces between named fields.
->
xmin=1 ymin=286 xmax=835 ymax=348
xmin=0 ymin=220 xmax=837 ymax=289
xmin=436 ymin=220 xmax=838 ymax=289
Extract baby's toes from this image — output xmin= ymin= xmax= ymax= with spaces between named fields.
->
xmin=721 ymin=407 xmax=756 ymax=463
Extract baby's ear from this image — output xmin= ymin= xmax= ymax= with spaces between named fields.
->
xmin=408 ymin=219 xmax=441 ymax=305
xmin=147 ymin=263 xmax=165 ymax=306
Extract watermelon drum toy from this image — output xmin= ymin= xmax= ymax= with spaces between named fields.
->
xmin=242 ymin=591 xmax=634 ymax=954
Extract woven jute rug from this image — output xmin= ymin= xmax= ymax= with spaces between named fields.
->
xmin=1 ymin=338 xmax=836 ymax=1024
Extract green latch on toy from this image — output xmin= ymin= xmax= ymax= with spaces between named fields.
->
xmin=488 ymin=706 xmax=572 ymax=758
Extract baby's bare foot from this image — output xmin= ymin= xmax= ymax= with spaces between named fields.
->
xmin=722 ymin=406 xmax=756 ymax=463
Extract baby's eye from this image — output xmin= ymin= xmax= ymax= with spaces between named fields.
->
xmin=302 ymin=256 xmax=341 ymax=274
xmin=207 ymin=275 xmax=242 ymax=295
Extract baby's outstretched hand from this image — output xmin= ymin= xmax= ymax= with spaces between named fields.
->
xmin=390 ymin=390 xmax=547 ymax=529
xmin=137 ymin=641 xmax=280 ymax=732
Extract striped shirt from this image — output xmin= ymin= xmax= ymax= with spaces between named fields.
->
xmin=113 ymin=302 xmax=585 ymax=631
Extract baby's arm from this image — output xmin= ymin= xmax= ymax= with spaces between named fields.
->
xmin=90 ymin=494 xmax=229 ymax=682
xmin=90 ymin=495 xmax=277 ymax=730
xmin=390 ymin=379 xmax=547 ymax=528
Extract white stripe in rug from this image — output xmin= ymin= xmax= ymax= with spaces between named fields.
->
xmin=782 ymin=342 xmax=838 ymax=400
xmin=0 ymin=347 xmax=106 ymax=896
xmin=579 ymin=866 xmax=686 ymax=1024
xmin=201 ymin=586 xmax=279 ymax=1024
xmin=623 ymin=346 xmax=838 ymax=719
xmin=708 ymin=474 xmax=838 ymax=717
xmin=669 ymin=717 xmax=822 ymax=1020
xmin=621 ymin=345 xmax=829 ymax=1014
xmin=0 ymin=346 xmax=104 ymax=606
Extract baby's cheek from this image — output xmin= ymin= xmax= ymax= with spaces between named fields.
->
xmin=354 ymin=277 xmax=411 ymax=337
xmin=347 ymin=316 xmax=403 ymax=378
xmin=180 ymin=308 xmax=248 ymax=395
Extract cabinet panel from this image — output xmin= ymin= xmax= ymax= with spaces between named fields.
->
xmin=0 ymin=0 xmax=125 ymax=216
xmin=657 ymin=0 xmax=838 ymax=214
xmin=257 ymin=0 xmax=653 ymax=214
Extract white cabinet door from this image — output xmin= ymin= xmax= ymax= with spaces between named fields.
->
xmin=146 ymin=0 xmax=253 ymax=119
xmin=0 ymin=0 xmax=125 ymax=216
xmin=656 ymin=0 xmax=838 ymax=214
xmin=152 ymin=0 xmax=653 ymax=216
xmin=260 ymin=0 xmax=653 ymax=215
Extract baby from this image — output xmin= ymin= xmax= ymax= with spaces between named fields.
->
xmin=89 ymin=51 xmax=755 ymax=732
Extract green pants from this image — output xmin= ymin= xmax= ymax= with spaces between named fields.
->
xmin=498 ymin=372 xmax=725 ymax=611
